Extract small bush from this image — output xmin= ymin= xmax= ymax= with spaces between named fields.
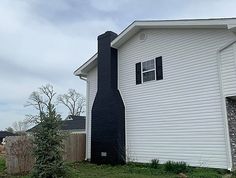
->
xmin=150 ymin=159 xmax=159 ymax=169
xmin=164 ymin=161 xmax=188 ymax=174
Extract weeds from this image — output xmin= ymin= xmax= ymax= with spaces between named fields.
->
xmin=164 ymin=161 xmax=188 ymax=174
xmin=150 ymin=159 xmax=159 ymax=169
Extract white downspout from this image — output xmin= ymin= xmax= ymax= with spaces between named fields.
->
xmin=217 ymin=39 xmax=236 ymax=170
xmin=79 ymin=75 xmax=90 ymax=160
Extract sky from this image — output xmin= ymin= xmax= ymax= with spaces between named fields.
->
xmin=0 ymin=0 xmax=236 ymax=130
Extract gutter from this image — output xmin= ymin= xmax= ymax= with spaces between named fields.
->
xmin=79 ymin=75 xmax=87 ymax=81
xmin=77 ymin=73 xmax=89 ymax=159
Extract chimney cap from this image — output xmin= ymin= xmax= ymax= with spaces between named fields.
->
xmin=98 ymin=31 xmax=117 ymax=40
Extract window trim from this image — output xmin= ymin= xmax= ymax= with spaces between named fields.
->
xmin=135 ymin=56 xmax=163 ymax=85
xmin=141 ymin=59 xmax=156 ymax=83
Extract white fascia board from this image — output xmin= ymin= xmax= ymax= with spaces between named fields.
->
xmin=74 ymin=53 xmax=97 ymax=77
xmin=111 ymin=18 xmax=236 ymax=49
xmin=228 ymin=24 xmax=236 ymax=32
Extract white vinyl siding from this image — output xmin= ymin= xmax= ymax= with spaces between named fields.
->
xmin=220 ymin=43 xmax=236 ymax=97
xmin=118 ymin=28 xmax=235 ymax=169
xmin=86 ymin=66 xmax=97 ymax=159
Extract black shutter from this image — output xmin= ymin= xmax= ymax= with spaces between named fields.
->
xmin=135 ymin=62 xmax=142 ymax=85
xmin=155 ymin=56 xmax=163 ymax=80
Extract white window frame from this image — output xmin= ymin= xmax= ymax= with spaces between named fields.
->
xmin=141 ymin=59 xmax=156 ymax=83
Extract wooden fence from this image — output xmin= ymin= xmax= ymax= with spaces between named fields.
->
xmin=63 ymin=134 xmax=86 ymax=162
xmin=0 ymin=144 xmax=4 ymax=155
xmin=4 ymin=136 xmax=34 ymax=175
xmin=4 ymin=133 xmax=86 ymax=175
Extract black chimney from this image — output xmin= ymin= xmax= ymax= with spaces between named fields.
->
xmin=91 ymin=31 xmax=126 ymax=164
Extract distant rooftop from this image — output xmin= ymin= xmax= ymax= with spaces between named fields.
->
xmin=0 ymin=131 xmax=16 ymax=138
xmin=27 ymin=115 xmax=86 ymax=132
xmin=63 ymin=115 xmax=86 ymax=130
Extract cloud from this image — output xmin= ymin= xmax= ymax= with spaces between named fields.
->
xmin=0 ymin=0 xmax=236 ymax=130
xmin=0 ymin=0 xmax=120 ymax=130
xmin=88 ymin=0 xmax=130 ymax=12
xmin=174 ymin=0 xmax=236 ymax=19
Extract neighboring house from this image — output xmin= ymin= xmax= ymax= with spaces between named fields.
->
xmin=27 ymin=115 xmax=86 ymax=134
xmin=0 ymin=131 xmax=16 ymax=144
xmin=63 ymin=115 xmax=86 ymax=133
xmin=74 ymin=18 xmax=236 ymax=170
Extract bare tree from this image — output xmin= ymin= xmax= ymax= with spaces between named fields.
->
xmin=5 ymin=127 xmax=14 ymax=133
xmin=25 ymin=84 xmax=56 ymax=124
xmin=12 ymin=120 xmax=30 ymax=134
xmin=57 ymin=89 xmax=85 ymax=116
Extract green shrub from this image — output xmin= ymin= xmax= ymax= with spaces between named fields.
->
xmin=27 ymin=85 xmax=66 ymax=178
xmin=164 ymin=161 xmax=188 ymax=174
xmin=150 ymin=159 xmax=159 ymax=169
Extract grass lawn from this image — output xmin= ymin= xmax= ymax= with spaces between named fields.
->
xmin=0 ymin=155 xmax=233 ymax=178
xmin=0 ymin=155 xmax=6 ymax=176
xmin=68 ymin=162 xmax=229 ymax=178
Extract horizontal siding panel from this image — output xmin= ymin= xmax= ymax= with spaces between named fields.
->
xmin=118 ymin=28 xmax=235 ymax=169
xmin=127 ymin=132 xmax=225 ymax=137
xmin=131 ymin=148 xmax=226 ymax=153
xmin=127 ymin=139 xmax=225 ymax=144
xmin=121 ymin=84 xmax=220 ymax=94
xmin=119 ymin=75 xmax=219 ymax=88
xmin=127 ymin=124 xmax=223 ymax=130
xmin=134 ymin=155 xmax=226 ymax=160
xmin=122 ymin=93 xmax=220 ymax=102
xmin=130 ymin=155 xmax=227 ymax=162
xmin=126 ymin=117 xmax=223 ymax=123
xmin=126 ymin=98 xmax=220 ymax=106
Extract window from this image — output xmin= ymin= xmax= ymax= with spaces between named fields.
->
xmin=135 ymin=56 xmax=163 ymax=85
xmin=142 ymin=59 xmax=155 ymax=82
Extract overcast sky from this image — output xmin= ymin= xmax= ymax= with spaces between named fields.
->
xmin=0 ymin=0 xmax=236 ymax=130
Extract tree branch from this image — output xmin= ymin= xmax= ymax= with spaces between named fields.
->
xmin=57 ymin=89 xmax=85 ymax=116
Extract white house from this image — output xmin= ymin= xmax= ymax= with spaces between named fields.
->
xmin=74 ymin=18 xmax=236 ymax=170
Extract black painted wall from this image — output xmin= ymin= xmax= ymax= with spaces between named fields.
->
xmin=91 ymin=31 xmax=126 ymax=164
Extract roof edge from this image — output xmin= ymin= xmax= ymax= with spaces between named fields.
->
xmin=111 ymin=18 xmax=236 ymax=48
xmin=74 ymin=53 xmax=98 ymax=77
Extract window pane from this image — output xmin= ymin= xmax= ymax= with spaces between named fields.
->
xmin=143 ymin=70 xmax=155 ymax=82
xmin=142 ymin=59 xmax=154 ymax=71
